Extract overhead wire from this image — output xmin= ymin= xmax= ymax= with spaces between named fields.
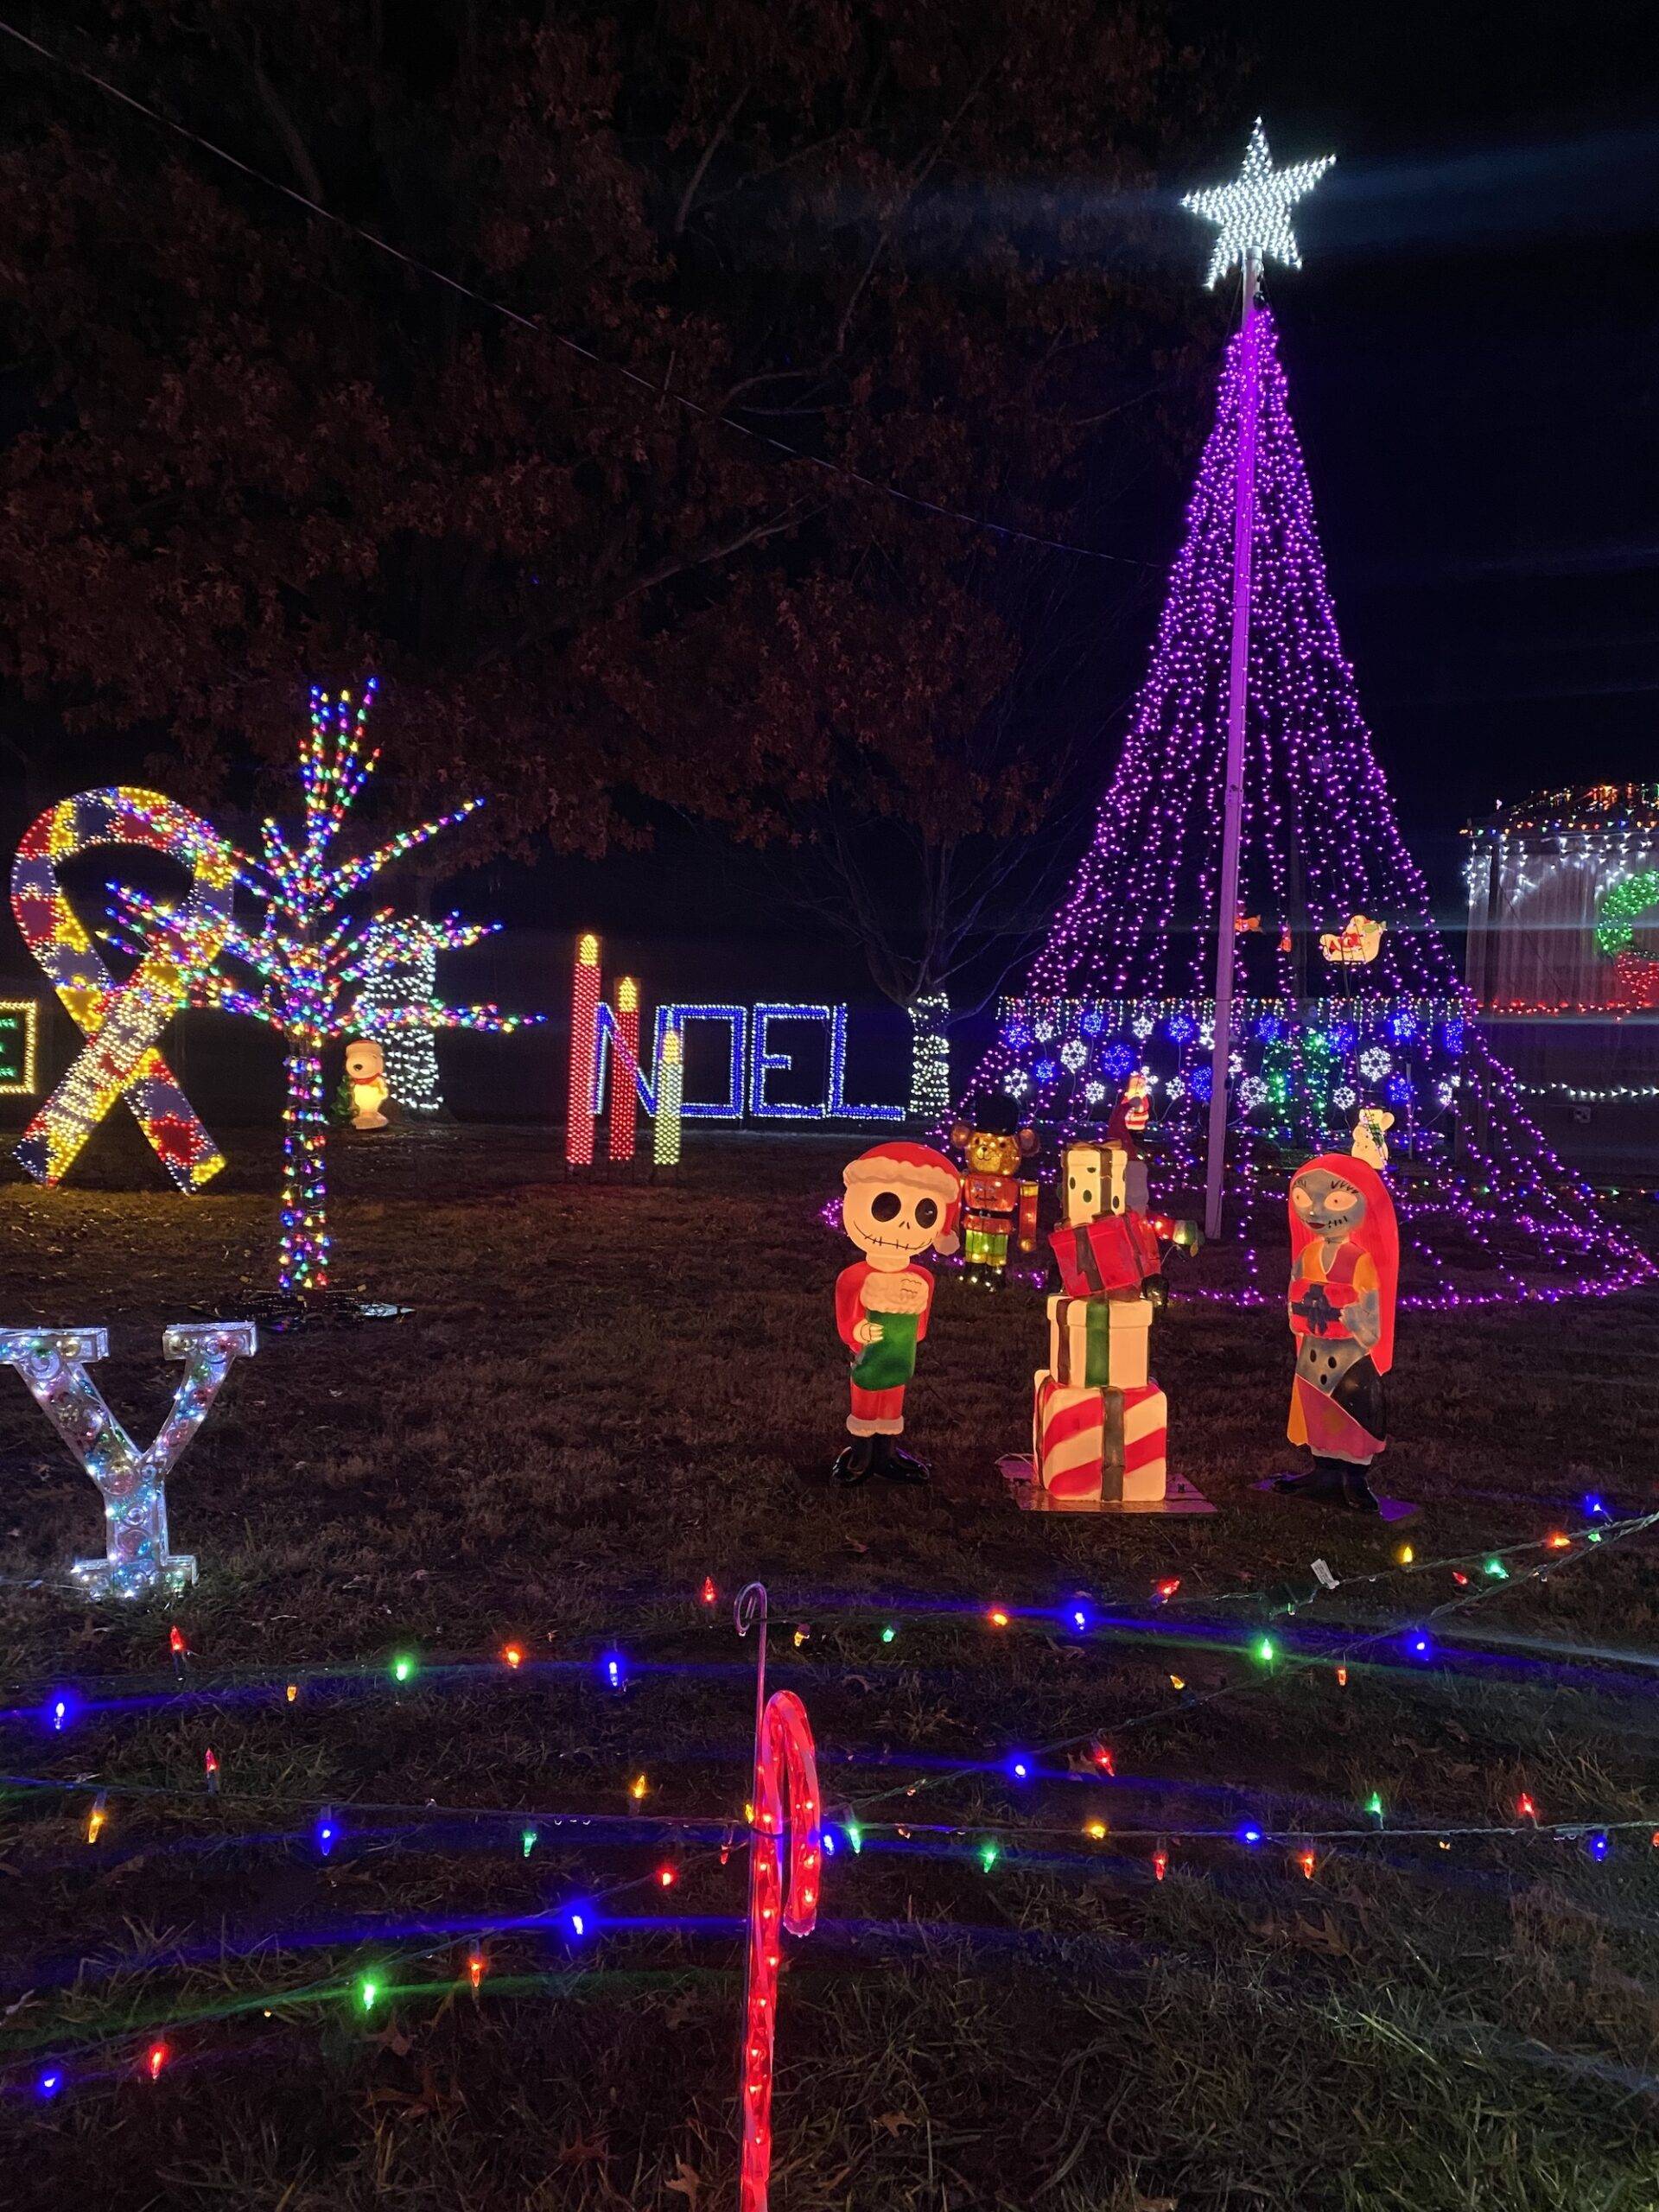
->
xmin=0 ymin=15 xmax=1160 ymax=569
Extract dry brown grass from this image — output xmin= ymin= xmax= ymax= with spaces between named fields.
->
xmin=1 ymin=1125 xmax=1657 ymax=2211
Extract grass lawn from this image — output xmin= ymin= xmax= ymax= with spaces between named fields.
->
xmin=2 ymin=1123 xmax=1658 ymax=2211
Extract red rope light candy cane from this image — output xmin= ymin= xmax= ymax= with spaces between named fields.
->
xmin=734 ymin=1583 xmax=822 ymax=2212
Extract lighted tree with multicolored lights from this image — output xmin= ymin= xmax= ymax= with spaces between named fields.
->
xmin=962 ymin=125 xmax=1650 ymax=1309
xmin=119 ymin=682 xmax=535 ymax=1294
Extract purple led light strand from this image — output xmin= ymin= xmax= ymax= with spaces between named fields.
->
xmin=958 ymin=306 xmax=1653 ymax=1306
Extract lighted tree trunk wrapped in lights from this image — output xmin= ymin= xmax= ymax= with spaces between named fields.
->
xmin=281 ymin=1048 xmax=330 ymax=1288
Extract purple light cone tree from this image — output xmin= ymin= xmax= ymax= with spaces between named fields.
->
xmin=962 ymin=305 xmax=1651 ymax=1308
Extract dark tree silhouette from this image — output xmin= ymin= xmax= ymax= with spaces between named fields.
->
xmin=0 ymin=0 xmax=1224 ymax=872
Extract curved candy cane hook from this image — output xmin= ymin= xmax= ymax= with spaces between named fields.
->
xmin=738 ymin=1674 xmax=821 ymax=2212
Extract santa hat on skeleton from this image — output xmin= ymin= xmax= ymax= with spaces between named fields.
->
xmin=842 ymin=1140 xmax=961 ymax=1255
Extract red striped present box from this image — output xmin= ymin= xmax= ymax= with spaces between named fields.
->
xmin=1033 ymin=1372 xmax=1168 ymax=1505
xmin=1116 ymin=1379 xmax=1168 ymax=1503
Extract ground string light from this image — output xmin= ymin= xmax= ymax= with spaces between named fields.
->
xmin=4 ymin=1585 xmax=826 ymax=2200
xmin=8 ymin=1771 xmax=1656 ymax=2109
xmin=7 ymin=1573 xmax=1656 ymax=2108
xmin=842 ymin=1503 xmax=1659 ymax=1827
xmin=6 ymin=1507 xmax=1653 ymax=1895
xmin=2 ymin=1498 xmax=1648 ymax=1699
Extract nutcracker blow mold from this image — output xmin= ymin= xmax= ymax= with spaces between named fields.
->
xmin=1274 ymin=1147 xmax=1399 ymax=1514
xmin=947 ymin=1100 xmax=1039 ymax=1289
xmin=832 ymin=1141 xmax=959 ymax=1487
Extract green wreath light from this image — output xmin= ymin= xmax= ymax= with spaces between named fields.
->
xmin=1594 ymin=870 xmax=1659 ymax=961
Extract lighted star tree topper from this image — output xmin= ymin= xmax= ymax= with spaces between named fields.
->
xmin=957 ymin=135 xmax=1650 ymax=1309
xmin=118 ymin=682 xmax=537 ymax=1294
xmin=1181 ymin=119 xmax=1335 ymax=1236
xmin=1182 ymin=117 xmax=1334 ymax=292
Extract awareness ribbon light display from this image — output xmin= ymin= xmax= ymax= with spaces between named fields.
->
xmin=11 ymin=788 xmax=235 ymax=1191
xmin=0 ymin=1322 xmax=257 ymax=1599
xmin=734 ymin=1583 xmax=823 ymax=2212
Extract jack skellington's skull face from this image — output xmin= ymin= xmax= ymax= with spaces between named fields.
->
xmin=1291 ymin=1166 xmax=1367 ymax=1237
xmin=842 ymin=1174 xmax=944 ymax=1271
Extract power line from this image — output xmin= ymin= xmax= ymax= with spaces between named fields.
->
xmin=0 ymin=15 xmax=1159 ymax=569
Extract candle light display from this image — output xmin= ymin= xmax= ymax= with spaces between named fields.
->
xmin=12 ymin=787 xmax=235 ymax=1191
xmin=957 ymin=303 xmax=1651 ymax=1306
xmin=567 ymin=937 xmax=661 ymax=1166
xmin=565 ymin=933 xmax=602 ymax=1166
xmin=114 ymin=683 xmax=535 ymax=1293
xmin=0 ymin=1322 xmax=257 ymax=1599
xmin=609 ymin=978 xmax=642 ymax=1162
xmin=653 ymin=1023 xmax=684 ymax=1170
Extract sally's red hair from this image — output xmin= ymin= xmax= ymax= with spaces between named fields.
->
xmin=1288 ymin=1154 xmax=1399 ymax=1375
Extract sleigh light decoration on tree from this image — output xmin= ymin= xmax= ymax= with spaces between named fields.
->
xmin=116 ymin=681 xmax=536 ymax=1294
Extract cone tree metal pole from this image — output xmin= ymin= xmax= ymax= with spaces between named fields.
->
xmin=1183 ymin=119 xmax=1334 ymax=1238
xmin=1202 ymin=247 xmax=1261 ymax=1242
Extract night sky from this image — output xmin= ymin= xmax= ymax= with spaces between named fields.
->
xmin=1205 ymin=0 xmax=1657 ymax=840
xmin=547 ymin=0 xmax=1659 ymax=969
xmin=4 ymin=3 xmax=1655 ymax=989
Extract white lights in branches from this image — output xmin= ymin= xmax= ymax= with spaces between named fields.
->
xmin=906 ymin=995 xmax=951 ymax=1122
xmin=1183 ymin=118 xmax=1334 ymax=289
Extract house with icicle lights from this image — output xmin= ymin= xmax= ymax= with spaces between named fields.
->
xmin=1463 ymin=785 xmax=1659 ymax=1172
xmin=1464 ymin=785 xmax=1659 ymax=1017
